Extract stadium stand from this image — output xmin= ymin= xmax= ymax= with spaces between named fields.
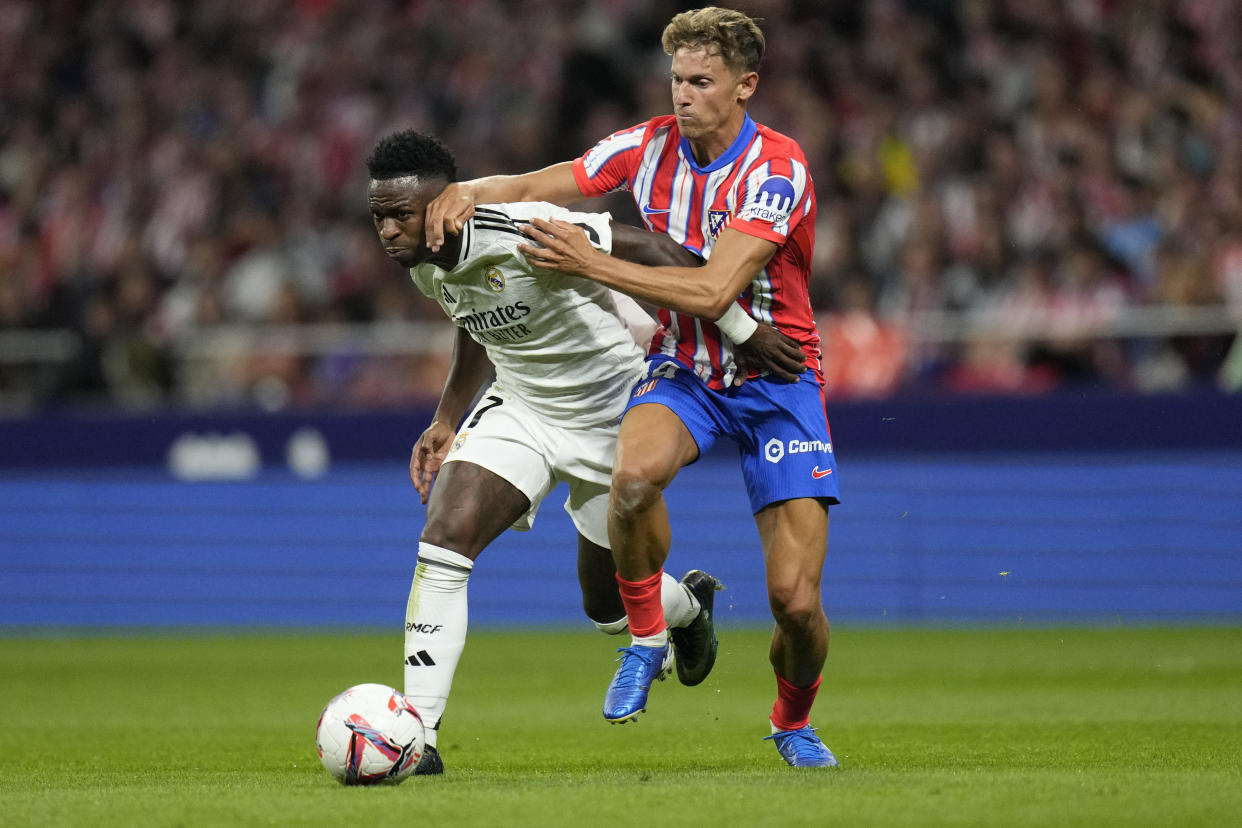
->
xmin=1 ymin=0 xmax=1240 ymax=411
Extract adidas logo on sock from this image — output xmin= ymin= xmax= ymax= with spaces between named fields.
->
xmin=406 ymin=650 xmax=437 ymax=667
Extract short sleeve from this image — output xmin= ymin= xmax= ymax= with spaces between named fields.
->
xmin=573 ymin=122 xmax=649 ymax=197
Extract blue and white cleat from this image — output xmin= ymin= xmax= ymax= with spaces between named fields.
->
xmin=764 ymin=725 xmax=839 ymax=767
xmin=602 ymin=643 xmax=673 ymax=723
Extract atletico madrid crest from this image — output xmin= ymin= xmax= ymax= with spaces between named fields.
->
xmin=632 ymin=379 xmax=658 ymax=398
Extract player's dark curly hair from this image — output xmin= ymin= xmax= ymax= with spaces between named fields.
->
xmin=365 ymin=130 xmax=458 ymax=182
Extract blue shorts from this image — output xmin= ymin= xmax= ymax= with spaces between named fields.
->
xmin=624 ymin=355 xmax=841 ymax=513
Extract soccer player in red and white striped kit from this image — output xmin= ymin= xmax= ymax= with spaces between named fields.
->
xmin=426 ymin=7 xmax=841 ymax=767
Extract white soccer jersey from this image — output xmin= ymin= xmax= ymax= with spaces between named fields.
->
xmin=410 ymin=202 xmax=649 ymax=427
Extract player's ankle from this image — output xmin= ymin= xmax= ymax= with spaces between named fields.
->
xmin=630 ymin=630 xmax=669 ymax=648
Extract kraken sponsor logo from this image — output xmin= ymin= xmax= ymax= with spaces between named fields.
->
xmin=740 ymin=175 xmax=796 ymax=224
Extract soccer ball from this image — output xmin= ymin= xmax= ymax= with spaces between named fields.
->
xmin=315 ymin=683 xmax=425 ymax=785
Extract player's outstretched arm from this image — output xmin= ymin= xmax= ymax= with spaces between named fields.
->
xmin=410 ymin=328 xmax=492 ymax=503
xmin=521 ymin=219 xmax=776 ymax=320
xmin=425 ymin=162 xmax=583 ymax=252
xmin=609 ymin=222 xmax=704 ymax=268
xmin=601 ymin=222 xmax=806 ymax=382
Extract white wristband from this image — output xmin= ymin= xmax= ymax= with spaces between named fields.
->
xmin=715 ymin=302 xmax=758 ymax=344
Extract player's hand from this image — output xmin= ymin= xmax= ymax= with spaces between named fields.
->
xmin=519 ymin=218 xmax=601 ymax=274
xmin=409 ymin=420 xmax=456 ymax=504
xmin=424 ymin=183 xmax=476 ymax=252
xmin=732 ymin=323 xmax=805 ymax=384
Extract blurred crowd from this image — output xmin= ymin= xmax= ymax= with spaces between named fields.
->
xmin=1 ymin=0 xmax=1240 ymax=412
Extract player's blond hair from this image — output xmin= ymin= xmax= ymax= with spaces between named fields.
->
xmin=661 ymin=7 xmax=765 ymax=75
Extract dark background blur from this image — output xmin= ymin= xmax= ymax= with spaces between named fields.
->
xmin=3 ymin=0 xmax=1240 ymax=414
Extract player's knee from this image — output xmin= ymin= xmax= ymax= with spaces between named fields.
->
xmin=419 ymin=516 xmax=481 ymax=559
xmin=609 ymin=466 xmax=663 ymax=522
xmin=768 ymin=581 xmax=824 ymax=631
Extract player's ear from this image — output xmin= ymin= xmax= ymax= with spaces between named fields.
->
xmin=736 ymin=71 xmax=758 ymax=104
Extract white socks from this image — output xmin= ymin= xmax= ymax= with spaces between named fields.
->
xmin=593 ymin=616 xmax=630 ymax=635
xmin=404 ymin=551 xmax=701 ymax=746
xmin=660 ymin=571 xmax=701 ymax=629
xmin=593 ymin=571 xmax=701 ymax=637
xmin=404 ymin=542 xmax=473 ymax=749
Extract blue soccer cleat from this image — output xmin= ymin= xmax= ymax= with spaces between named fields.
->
xmin=764 ymin=725 xmax=839 ymax=767
xmin=602 ymin=643 xmax=673 ymax=723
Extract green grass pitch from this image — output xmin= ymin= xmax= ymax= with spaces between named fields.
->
xmin=2 ymin=626 xmax=1239 ymax=826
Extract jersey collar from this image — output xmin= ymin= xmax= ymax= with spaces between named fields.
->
xmin=678 ymin=114 xmax=756 ymax=174
xmin=418 ymin=224 xmax=466 ymax=272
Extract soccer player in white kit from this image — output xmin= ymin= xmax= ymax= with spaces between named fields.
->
xmin=365 ymin=130 xmax=806 ymax=774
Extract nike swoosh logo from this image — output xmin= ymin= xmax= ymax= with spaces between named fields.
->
xmin=811 ymin=467 xmax=833 ymax=479
xmin=641 ymin=204 xmax=670 ymax=214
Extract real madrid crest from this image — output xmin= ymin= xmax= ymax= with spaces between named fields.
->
xmin=484 ymin=267 xmax=505 ymax=292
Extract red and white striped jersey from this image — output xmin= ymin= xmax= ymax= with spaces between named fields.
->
xmin=573 ymin=113 xmax=823 ymax=389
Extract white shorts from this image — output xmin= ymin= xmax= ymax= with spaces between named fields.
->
xmin=442 ymin=383 xmax=617 ymax=547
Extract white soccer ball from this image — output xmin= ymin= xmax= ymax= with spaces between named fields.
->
xmin=315 ymin=683 xmax=425 ymax=785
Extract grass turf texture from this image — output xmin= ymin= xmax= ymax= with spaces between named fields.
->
xmin=1 ymin=627 xmax=1239 ymax=827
